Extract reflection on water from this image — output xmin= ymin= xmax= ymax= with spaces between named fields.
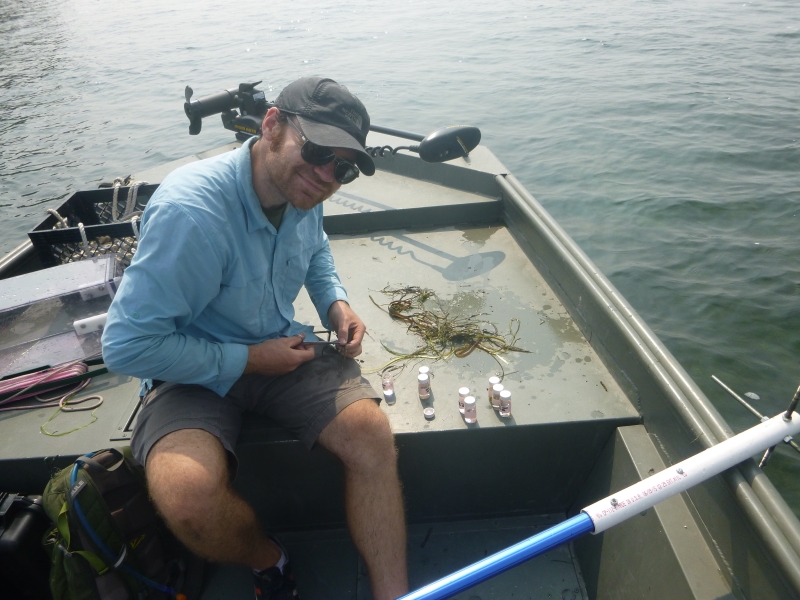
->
xmin=436 ymin=289 xmax=487 ymax=317
xmin=459 ymin=225 xmax=501 ymax=247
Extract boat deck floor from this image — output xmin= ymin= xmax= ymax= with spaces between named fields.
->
xmin=201 ymin=514 xmax=586 ymax=600
xmin=302 ymin=223 xmax=637 ymax=435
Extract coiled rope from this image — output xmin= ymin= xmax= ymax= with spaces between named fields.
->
xmin=112 ymin=177 xmax=149 ymax=221
xmin=0 ymin=360 xmax=104 ymax=436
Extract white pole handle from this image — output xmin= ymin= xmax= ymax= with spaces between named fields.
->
xmin=584 ymin=412 xmax=800 ymax=533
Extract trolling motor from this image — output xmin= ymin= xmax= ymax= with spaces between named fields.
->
xmin=184 ymin=81 xmax=268 ymax=140
xmin=366 ymin=124 xmax=481 ymax=164
xmin=183 ymin=81 xmax=481 ymax=162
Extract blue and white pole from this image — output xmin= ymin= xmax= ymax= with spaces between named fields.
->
xmin=397 ymin=411 xmax=800 ymax=600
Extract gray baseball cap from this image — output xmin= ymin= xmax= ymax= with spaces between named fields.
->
xmin=275 ymin=77 xmax=375 ymax=176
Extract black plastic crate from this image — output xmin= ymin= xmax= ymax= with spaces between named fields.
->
xmin=0 ymin=493 xmax=52 ymax=599
xmin=28 ymin=183 xmax=159 ymax=268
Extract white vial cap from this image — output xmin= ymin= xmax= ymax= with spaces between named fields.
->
xmin=419 ymin=366 xmax=430 ymax=375
xmin=423 ymin=407 xmax=435 ymax=420
xmin=418 ymin=374 xmax=429 ymax=382
xmin=464 ymin=396 xmax=476 ymax=405
xmin=492 ymin=384 xmax=504 ymax=392
xmin=384 ymin=389 xmax=394 ymax=396
xmin=500 ymin=390 xmax=511 ymax=398
xmin=489 ymin=376 xmax=500 ymax=384
xmin=458 ymin=387 xmax=470 ymax=395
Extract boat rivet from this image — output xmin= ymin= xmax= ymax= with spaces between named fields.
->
xmin=610 ymin=498 xmax=618 ymax=507
xmin=676 ymin=468 xmax=684 ymax=475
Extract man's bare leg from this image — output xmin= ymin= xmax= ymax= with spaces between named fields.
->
xmin=146 ymin=428 xmax=281 ymax=570
xmin=318 ymin=399 xmax=408 ymax=600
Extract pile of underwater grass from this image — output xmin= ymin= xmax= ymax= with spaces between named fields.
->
xmin=368 ymin=285 xmax=527 ymax=374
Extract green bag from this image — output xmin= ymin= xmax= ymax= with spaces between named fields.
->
xmin=42 ymin=448 xmax=204 ymax=600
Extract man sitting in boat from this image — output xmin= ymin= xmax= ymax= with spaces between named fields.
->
xmin=101 ymin=77 xmax=408 ymax=600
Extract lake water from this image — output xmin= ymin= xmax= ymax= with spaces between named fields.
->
xmin=2 ymin=0 xmax=799 ymax=508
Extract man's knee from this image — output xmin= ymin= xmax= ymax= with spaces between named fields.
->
xmin=320 ymin=399 xmax=397 ymax=472
xmin=146 ymin=428 xmax=230 ymax=528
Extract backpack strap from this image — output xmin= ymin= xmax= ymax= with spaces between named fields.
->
xmin=68 ymin=458 xmax=179 ymax=598
xmin=55 ymin=499 xmax=109 ymax=576
xmin=77 ymin=448 xmax=126 ymax=475
xmin=68 ymin=462 xmax=130 ymax=570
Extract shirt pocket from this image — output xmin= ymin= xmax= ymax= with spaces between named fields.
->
xmin=279 ymin=244 xmax=314 ymax=305
xmin=212 ymin=262 xmax=271 ymax=337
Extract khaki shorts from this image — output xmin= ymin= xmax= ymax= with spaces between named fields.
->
xmin=130 ymin=346 xmax=381 ymax=471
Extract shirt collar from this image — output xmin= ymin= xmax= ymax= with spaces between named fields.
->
xmin=237 ymin=137 xmax=270 ymax=233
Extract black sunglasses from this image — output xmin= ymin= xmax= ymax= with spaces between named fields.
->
xmin=284 ymin=117 xmax=360 ymax=184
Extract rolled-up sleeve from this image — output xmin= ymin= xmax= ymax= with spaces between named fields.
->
xmin=101 ymin=201 xmax=249 ymax=396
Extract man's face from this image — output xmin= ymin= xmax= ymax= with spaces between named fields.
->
xmin=262 ymin=117 xmax=357 ymax=211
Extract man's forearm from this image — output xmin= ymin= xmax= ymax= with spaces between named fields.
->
xmin=305 ymin=239 xmax=348 ymax=328
xmin=102 ymin=327 xmax=248 ymax=391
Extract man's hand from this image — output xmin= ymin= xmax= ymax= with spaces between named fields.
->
xmin=327 ymin=300 xmax=366 ymax=358
xmin=244 ymin=333 xmax=316 ymax=376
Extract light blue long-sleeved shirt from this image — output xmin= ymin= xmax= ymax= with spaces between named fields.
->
xmin=101 ymin=137 xmax=348 ymax=396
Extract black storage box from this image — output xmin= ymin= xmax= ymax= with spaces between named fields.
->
xmin=28 ymin=184 xmax=159 ymax=268
xmin=0 ymin=493 xmax=52 ymax=599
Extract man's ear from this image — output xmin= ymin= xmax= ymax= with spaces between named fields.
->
xmin=260 ymin=107 xmax=281 ymax=141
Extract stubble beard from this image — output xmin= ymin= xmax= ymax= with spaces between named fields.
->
xmin=263 ymin=126 xmax=337 ymax=211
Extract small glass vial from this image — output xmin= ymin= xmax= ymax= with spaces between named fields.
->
xmin=381 ymin=374 xmax=395 ymax=403
xmin=487 ymin=376 xmax=500 ymax=403
xmin=463 ymin=396 xmax=477 ymax=423
xmin=499 ymin=390 xmax=512 ymax=418
xmin=491 ymin=384 xmax=504 ymax=410
xmin=418 ymin=374 xmax=431 ymax=400
xmin=458 ymin=387 xmax=470 ymax=414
